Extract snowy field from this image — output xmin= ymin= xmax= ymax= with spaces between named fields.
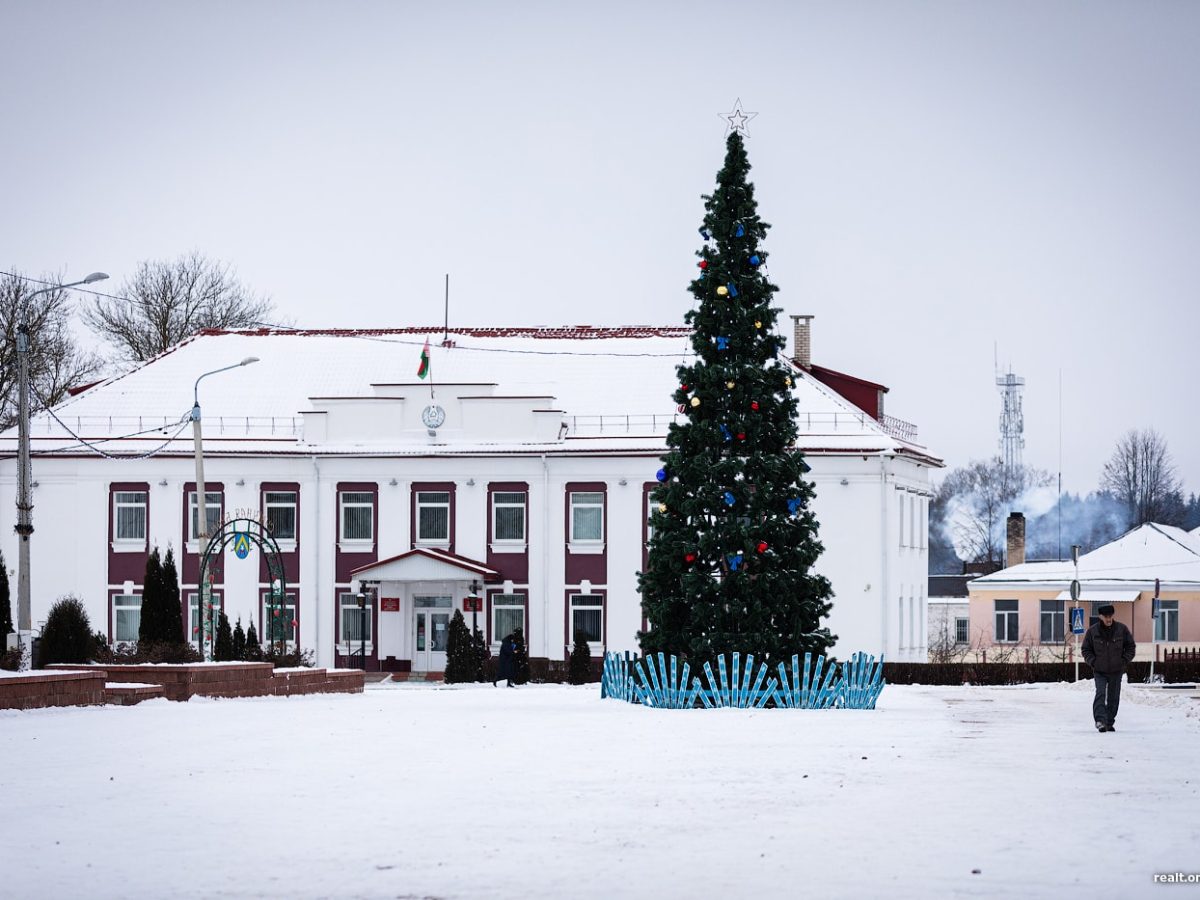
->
xmin=1 ymin=680 xmax=1198 ymax=900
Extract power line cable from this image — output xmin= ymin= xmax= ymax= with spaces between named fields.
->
xmin=28 ymin=383 xmax=191 ymax=459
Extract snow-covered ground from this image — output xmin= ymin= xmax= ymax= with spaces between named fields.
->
xmin=1 ymin=680 xmax=1197 ymax=899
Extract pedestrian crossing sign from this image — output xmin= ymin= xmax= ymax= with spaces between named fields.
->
xmin=1070 ymin=607 xmax=1086 ymax=635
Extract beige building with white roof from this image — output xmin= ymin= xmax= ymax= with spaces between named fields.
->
xmin=967 ymin=521 xmax=1200 ymax=661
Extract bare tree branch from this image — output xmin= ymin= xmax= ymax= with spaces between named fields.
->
xmin=0 ymin=272 xmax=105 ymax=433
xmin=82 ymin=251 xmax=278 ymax=363
xmin=1100 ymin=428 xmax=1183 ymax=526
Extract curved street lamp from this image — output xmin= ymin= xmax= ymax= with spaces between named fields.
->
xmin=191 ymin=356 xmax=259 ymax=659
xmin=15 ymin=272 xmax=109 ymax=671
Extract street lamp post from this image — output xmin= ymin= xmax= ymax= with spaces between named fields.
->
xmin=191 ymin=357 xmax=259 ymax=659
xmin=14 ymin=272 xmax=108 ymax=671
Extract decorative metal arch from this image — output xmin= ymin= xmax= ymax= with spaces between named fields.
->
xmin=197 ymin=517 xmax=289 ymax=659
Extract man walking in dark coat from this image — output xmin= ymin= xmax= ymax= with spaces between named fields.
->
xmin=494 ymin=633 xmax=516 ymax=688
xmin=1081 ymin=604 xmax=1136 ymax=732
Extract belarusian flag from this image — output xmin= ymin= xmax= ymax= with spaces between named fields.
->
xmin=417 ymin=337 xmax=430 ymax=379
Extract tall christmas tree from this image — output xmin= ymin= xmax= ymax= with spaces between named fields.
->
xmin=638 ymin=125 xmax=835 ymax=665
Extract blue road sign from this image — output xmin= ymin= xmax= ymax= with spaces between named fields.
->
xmin=1070 ymin=607 xmax=1086 ymax=635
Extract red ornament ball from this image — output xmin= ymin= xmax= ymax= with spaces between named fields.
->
xmin=756 ymin=541 xmax=768 ymax=553
xmin=698 ymin=260 xmax=708 ymax=270
xmin=751 ymin=401 xmax=760 ymax=411
xmin=681 ymin=384 xmax=690 ymax=392
xmin=685 ymin=552 xmax=697 ymax=563
xmin=737 ymin=432 xmax=746 ymax=441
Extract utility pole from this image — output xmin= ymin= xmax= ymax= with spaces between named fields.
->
xmin=13 ymin=273 xmax=107 ymax=671
xmin=14 ymin=322 xmax=34 ymax=671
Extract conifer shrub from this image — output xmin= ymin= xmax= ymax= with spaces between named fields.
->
xmin=471 ymin=626 xmax=489 ymax=682
xmin=213 ymin=611 xmax=235 ymax=661
xmin=160 ymin=548 xmax=184 ymax=643
xmin=568 ymin=630 xmax=593 ymax=685
xmin=511 ymin=627 xmax=531 ymax=685
xmin=443 ymin=609 xmax=475 ymax=683
xmin=0 ymin=549 xmax=12 ymax=643
xmin=37 ymin=595 xmax=95 ymax=667
xmin=137 ymin=548 xmax=166 ymax=644
xmin=244 ymin=622 xmax=262 ymax=661
xmin=232 ymin=617 xmax=246 ymax=661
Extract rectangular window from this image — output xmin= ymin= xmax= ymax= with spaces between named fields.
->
xmin=1155 ymin=600 xmax=1179 ymax=642
xmin=113 ymin=492 xmax=147 ymax=542
xmin=264 ymin=491 xmax=297 ymax=541
xmin=492 ymin=593 xmax=525 ymax=643
xmin=570 ymin=492 xmax=604 ymax=543
xmin=188 ymin=592 xmax=223 ymax=646
xmin=261 ymin=591 xmax=298 ymax=646
xmin=340 ymin=492 xmax=374 ymax=542
xmin=339 ymin=592 xmax=373 ymax=645
xmin=1040 ymin=599 xmax=1065 ymax=643
xmin=416 ymin=491 xmax=451 ymax=543
xmin=994 ymin=599 xmax=1019 ymax=643
xmin=188 ymin=491 xmax=222 ymax=542
xmin=113 ymin=594 xmax=142 ymax=642
xmin=646 ymin=498 xmax=657 ymax=545
xmin=954 ymin=616 xmax=969 ymax=645
xmin=571 ymin=594 xmax=603 ymax=644
xmin=492 ymin=492 xmax=526 ymax=543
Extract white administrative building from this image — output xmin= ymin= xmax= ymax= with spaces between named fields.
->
xmin=0 ymin=319 xmax=940 ymax=671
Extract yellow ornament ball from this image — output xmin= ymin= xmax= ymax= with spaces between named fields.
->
xmin=726 ymin=381 xmax=736 ymax=389
xmin=689 ymin=396 xmax=701 ymax=407
xmin=716 ymin=286 xmax=728 ymax=296
xmin=755 ymin=320 xmax=763 ymax=329
xmin=658 ymin=503 xmax=667 ymax=513
xmin=784 ymin=376 xmax=792 ymax=386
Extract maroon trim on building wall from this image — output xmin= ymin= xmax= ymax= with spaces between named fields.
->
xmin=410 ymin=481 xmax=457 ymax=553
xmin=564 ymin=482 xmax=608 ymax=585
xmin=563 ymin=588 xmax=607 ymax=661
xmin=181 ymin=482 xmax=224 ymax=584
xmin=257 ymin=587 xmax=300 ymax=645
xmin=807 ymin=364 xmax=888 ymax=419
xmin=334 ymin=482 xmax=378 ymax=583
xmin=485 ymin=586 xmax=530 ymax=644
xmin=332 ymin=585 xmax=380 ymax=671
xmin=259 ymin=481 xmax=300 ymax=584
xmin=107 ymin=482 xmax=150 ymax=585
xmin=105 ymin=585 xmax=142 ymax=643
xmin=486 ymin=481 xmax=530 ymax=583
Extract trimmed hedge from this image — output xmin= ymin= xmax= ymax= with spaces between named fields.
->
xmin=883 ymin=660 xmax=1200 ymax=686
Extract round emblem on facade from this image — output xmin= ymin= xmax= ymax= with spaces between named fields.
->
xmin=421 ymin=404 xmax=446 ymax=429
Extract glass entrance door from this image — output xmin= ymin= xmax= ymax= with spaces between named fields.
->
xmin=413 ymin=596 xmax=452 ymax=671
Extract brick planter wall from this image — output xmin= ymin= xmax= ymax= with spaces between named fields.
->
xmin=0 ymin=670 xmax=107 ymax=710
xmin=45 ymin=663 xmax=364 ymax=701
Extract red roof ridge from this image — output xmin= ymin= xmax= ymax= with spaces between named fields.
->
xmin=196 ymin=326 xmax=693 ymax=340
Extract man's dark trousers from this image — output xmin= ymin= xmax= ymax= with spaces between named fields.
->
xmin=1093 ymin=672 xmax=1122 ymax=726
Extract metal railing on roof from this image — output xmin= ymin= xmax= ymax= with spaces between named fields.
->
xmin=34 ymin=415 xmax=303 ymax=438
xmin=566 ymin=411 xmax=917 ymax=437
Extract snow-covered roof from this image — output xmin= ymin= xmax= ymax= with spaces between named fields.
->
xmin=1 ymin=327 xmax=939 ymax=462
xmin=968 ymin=523 xmax=1200 ymax=591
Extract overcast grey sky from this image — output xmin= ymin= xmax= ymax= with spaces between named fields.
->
xmin=2 ymin=0 xmax=1197 ymax=496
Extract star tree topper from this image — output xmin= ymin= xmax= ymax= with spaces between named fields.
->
xmin=720 ymin=98 xmax=758 ymax=136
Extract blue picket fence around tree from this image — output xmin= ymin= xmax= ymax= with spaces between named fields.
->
xmin=601 ymin=650 xmax=885 ymax=710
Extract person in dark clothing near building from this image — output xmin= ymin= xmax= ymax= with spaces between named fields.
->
xmin=494 ymin=632 xmax=516 ymax=688
xmin=1081 ymin=604 xmax=1136 ymax=732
